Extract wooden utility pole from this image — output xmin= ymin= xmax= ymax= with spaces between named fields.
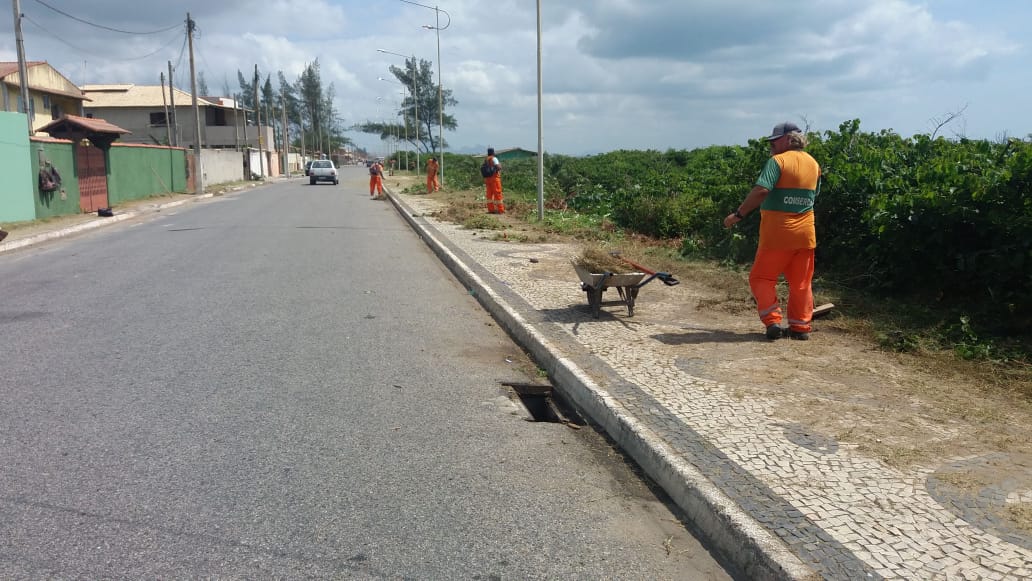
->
xmin=187 ymin=13 xmax=203 ymax=194
xmin=254 ymin=65 xmax=265 ymax=178
xmin=167 ymin=61 xmax=178 ymax=147
xmin=160 ymin=72 xmax=171 ymax=145
xmin=280 ymin=85 xmax=289 ymax=176
xmin=12 ymin=0 xmax=32 ymax=133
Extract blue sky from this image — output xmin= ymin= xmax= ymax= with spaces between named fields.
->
xmin=3 ymin=0 xmax=1030 ymax=155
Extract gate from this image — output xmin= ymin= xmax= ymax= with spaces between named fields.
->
xmin=77 ymin=144 xmax=109 ymax=212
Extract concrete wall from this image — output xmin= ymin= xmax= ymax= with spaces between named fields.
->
xmin=31 ymin=137 xmax=80 ymax=220
xmin=106 ymin=143 xmax=187 ymax=205
xmin=245 ymin=149 xmax=280 ymax=178
xmin=287 ymin=152 xmax=305 ymax=174
xmin=200 ymin=148 xmax=245 ymax=186
xmin=85 ymin=108 xmax=174 ymax=146
xmin=0 ymin=111 xmax=37 ymax=222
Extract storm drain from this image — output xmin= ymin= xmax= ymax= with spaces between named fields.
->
xmin=503 ymin=382 xmax=584 ymax=426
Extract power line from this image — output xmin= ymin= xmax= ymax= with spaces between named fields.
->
xmin=32 ymin=0 xmax=182 ymax=35
xmin=172 ymin=33 xmax=189 ymax=90
xmin=24 ymin=14 xmax=183 ymax=62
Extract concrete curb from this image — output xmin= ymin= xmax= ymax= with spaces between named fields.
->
xmin=388 ymin=192 xmax=820 ymax=581
xmin=0 ymin=194 xmax=215 ymax=254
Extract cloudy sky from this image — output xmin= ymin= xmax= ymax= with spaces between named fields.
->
xmin=3 ymin=0 xmax=1030 ymax=155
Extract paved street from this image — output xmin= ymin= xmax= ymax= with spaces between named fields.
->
xmin=0 ymin=169 xmax=730 ymax=579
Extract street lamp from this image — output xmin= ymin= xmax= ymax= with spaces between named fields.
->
xmin=402 ymin=0 xmax=450 ymax=187
xmin=378 ymin=77 xmax=411 ymax=172
xmin=377 ymin=48 xmax=420 ymax=172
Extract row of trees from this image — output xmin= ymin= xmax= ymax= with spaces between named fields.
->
xmin=223 ymin=60 xmax=352 ymax=159
xmin=196 ymin=56 xmax=458 ymax=160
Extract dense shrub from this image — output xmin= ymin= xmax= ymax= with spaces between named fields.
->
xmin=455 ymin=123 xmax=1032 ymax=335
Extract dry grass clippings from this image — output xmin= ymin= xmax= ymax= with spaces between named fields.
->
xmin=575 ymin=244 xmax=635 ymax=274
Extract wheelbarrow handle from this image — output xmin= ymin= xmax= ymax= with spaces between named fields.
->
xmin=657 ymin=272 xmax=680 ymax=286
xmin=635 ymin=272 xmax=680 ymax=288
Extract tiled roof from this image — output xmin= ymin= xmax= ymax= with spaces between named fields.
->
xmin=0 ymin=61 xmax=45 ymax=78
xmin=82 ymin=84 xmax=222 ymax=108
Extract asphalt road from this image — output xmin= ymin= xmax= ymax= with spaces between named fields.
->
xmin=0 ymin=166 xmax=731 ymax=579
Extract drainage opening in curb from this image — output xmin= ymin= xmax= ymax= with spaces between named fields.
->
xmin=503 ymin=382 xmax=585 ymax=427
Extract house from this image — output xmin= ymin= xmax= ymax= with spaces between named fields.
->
xmin=480 ymin=147 xmax=537 ymax=162
xmin=81 ymin=84 xmax=273 ymax=151
xmin=0 ymin=61 xmax=89 ymax=133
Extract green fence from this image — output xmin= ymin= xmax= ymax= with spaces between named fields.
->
xmin=32 ymin=138 xmax=80 ymax=220
xmin=0 ymin=112 xmax=37 ymax=223
xmin=107 ymin=144 xmax=188 ymax=205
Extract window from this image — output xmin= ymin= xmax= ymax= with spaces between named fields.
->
xmin=17 ymin=94 xmax=35 ymax=118
xmin=42 ymin=94 xmax=51 ymax=108
xmin=149 ymin=112 xmax=169 ymax=127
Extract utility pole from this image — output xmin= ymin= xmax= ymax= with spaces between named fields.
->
xmin=187 ymin=13 xmax=204 ymax=194
xmin=254 ymin=65 xmax=265 ymax=178
xmin=12 ymin=0 xmax=32 ymax=133
xmin=280 ymin=85 xmax=289 ymax=176
xmin=167 ymin=61 xmax=178 ymax=147
xmin=160 ymin=72 xmax=171 ymax=145
xmin=411 ymin=57 xmax=419 ymax=173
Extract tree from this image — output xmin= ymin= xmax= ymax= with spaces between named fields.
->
xmin=197 ymin=71 xmax=209 ymax=96
xmin=358 ymin=57 xmax=457 ymax=154
xmin=293 ymin=60 xmax=352 ymax=157
xmin=236 ymin=70 xmax=255 ymax=120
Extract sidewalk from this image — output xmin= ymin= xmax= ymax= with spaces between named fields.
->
xmin=386 ymin=191 xmax=1031 ymax=581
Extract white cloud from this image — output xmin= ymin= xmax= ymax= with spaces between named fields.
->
xmin=4 ymin=0 xmax=1028 ymax=153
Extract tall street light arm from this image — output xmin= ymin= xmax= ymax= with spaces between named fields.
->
xmin=401 ymin=0 xmax=450 ymax=187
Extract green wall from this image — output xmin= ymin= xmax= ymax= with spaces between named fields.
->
xmin=0 ymin=112 xmax=38 ymax=223
xmin=106 ymin=145 xmax=187 ymax=205
xmin=32 ymin=139 xmax=80 ymax=219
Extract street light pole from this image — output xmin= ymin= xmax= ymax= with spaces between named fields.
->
xmin=377 ymin=49 xmax=419 ymax=173
xmin=536 ymin=0 xmax=544 ymax=220
xmin=406 ymin=0 xmax=450 ymax=187
xmin=378 ymin=77 xmax=412 ymax=173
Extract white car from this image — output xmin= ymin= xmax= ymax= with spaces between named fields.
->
xmin=308 ymin=160 xmax=339 ymax=185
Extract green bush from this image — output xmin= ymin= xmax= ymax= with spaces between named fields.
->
xmin=447 ymin=125 xmax=1032 ymax=339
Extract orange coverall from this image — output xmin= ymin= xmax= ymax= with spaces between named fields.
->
xmin=369 ymin=163 xmax=384 ymax=196
xmin=426 ymin=159 xmax=439 ymax=194
xmin=484 ymin=156 xmax=504 ymax=214
xmin=749 ymin=150 xmax=821 ymax=333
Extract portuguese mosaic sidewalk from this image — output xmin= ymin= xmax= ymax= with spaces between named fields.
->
xmin=388 ymin=190 xmax=1032 ymax=581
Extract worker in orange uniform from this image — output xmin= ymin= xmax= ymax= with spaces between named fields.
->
xmin=369 ymin=160 xmax=385 ymax=197
xmin=426 ymin=157 xmax=439 ymax=194
xmin=724 ymin=122 xmax=821 ymax=341
xmin=482 ymin=147 xmax=504 ymax=214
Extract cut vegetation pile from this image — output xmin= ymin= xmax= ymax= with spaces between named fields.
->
xmin=574 ymin=245 xmax=637 ymax=274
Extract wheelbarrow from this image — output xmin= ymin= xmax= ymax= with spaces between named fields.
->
xmin=573 ymin=262 xmax=679 ymax=318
